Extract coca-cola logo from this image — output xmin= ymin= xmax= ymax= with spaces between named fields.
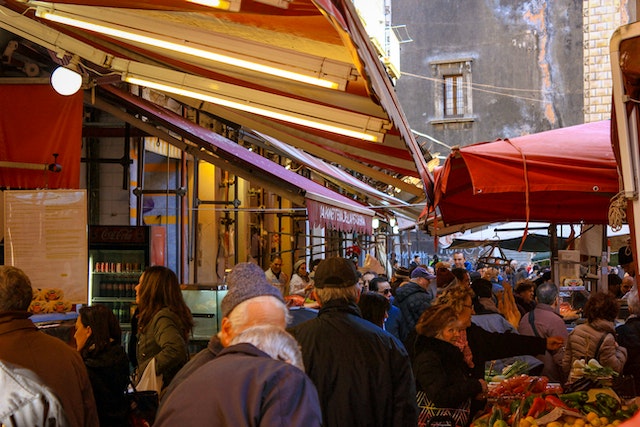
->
xmin=91 ymin=227 xmax=145 ymax=243
xmin=100 ymin=229 xmax=134 ymax=241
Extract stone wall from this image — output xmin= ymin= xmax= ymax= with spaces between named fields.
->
xmin=583 ymin=0 xmax=631 ymax=123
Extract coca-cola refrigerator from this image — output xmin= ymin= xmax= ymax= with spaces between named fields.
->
xmin=88 ymin=225 xmax=165 ymax=329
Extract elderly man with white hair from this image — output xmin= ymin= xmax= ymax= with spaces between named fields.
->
xmin=160 ymin=262 xmax=290 ymax=405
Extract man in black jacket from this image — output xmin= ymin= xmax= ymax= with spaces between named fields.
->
xmin=289 ymin=257 xmax=418 ymax=427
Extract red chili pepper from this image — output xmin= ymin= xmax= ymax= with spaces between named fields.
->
xmin=544 ymin=395 xmax=580 ymax=413
xmin=527 ymin=397 xmax=547 ymax=418
xmin=531 ymin=376 xmax=549 ymax=393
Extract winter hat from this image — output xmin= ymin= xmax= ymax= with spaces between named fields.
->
xmin=411 ymin=267 xmax=436 ymax=280
xmin=394 ymin=266 xmax=411 ymax=278
xmin=314 ymin=257 xmax=358 ymax=288
xmin=436 ymin=268 xmax=455 ymax=288
xmin=221 ymin=263 xmax=285 ymax=318
xmin=471 ymin=278 xmax=493 ymax=299
xmin=293 ymin=259 xmax=306 ymax=275
xmin=619 ymin=245 xmax=634 ymax=266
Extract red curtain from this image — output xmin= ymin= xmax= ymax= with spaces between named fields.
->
xmin=0 ymin=85 xmax=82 ymax=189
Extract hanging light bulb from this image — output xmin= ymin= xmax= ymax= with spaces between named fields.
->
xmin=372 ymin=217 xmax=380 ymax=230
xmin=51 ymin=66 xmax=82 ymax=95
xmin=50 ymin=55 xmax=83 ymax=96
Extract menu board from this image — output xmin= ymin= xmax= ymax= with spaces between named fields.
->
xmin=4 ymin=190 xmax=88 ymax=303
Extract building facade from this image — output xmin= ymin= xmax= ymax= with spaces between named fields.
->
xmin=392 ymin=0 xmax=633 ymax=157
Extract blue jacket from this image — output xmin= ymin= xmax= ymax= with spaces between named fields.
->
xmin=385 ymin=304 xmax=402 ymax=340
xmin=156 ymin=343 xmax=322 ymax=427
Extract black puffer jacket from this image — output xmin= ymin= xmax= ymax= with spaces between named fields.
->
xmin=289 ymin=299 xmax=418 ymax=427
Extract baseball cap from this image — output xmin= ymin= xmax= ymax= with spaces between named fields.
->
xmin=313 ymin=257 xmax=358 ymax=289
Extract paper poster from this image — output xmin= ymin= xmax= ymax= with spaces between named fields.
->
xmin=4 ymin=190 xmax=88 ymax=303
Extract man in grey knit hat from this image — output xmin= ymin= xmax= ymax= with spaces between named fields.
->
xmin=159 ymin=262 xmax=290 ymax=404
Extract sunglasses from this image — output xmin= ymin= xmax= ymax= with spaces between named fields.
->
xmin=380 ymin=289 xmax=392 ymax=295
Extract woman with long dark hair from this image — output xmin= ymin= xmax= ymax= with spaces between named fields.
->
xmin=75 ymin=304 xmax=129 ymax=427
xmin=134 ymin=266 xmax=193 ymax=390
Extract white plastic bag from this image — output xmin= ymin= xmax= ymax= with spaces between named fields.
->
xmin=136 ymin=358 xmax=163 ymax=394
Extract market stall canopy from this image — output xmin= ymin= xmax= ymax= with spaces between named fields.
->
xmin=95 ymin=84 xmax=374 ymax=234
xmin=254 ymin=131 xmax=425 ymax=219
xmin=449 ymin=221 xmax=629 ymax=253
xmin=449 ymin=233 xmax=569 ymax=253
xmin=0 ymin=0 xmax=432 ymax=205
xmin=429 ymin=120 xmax=619 ymax=228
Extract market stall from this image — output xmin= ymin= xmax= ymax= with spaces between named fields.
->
xmin=424 ymin=121 xmax=621 ymax=293
xmin=429 ymin=120 xmax=618 ymax=228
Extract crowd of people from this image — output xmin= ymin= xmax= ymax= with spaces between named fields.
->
xmin=1 ymin=246 xmax=639 ymax=426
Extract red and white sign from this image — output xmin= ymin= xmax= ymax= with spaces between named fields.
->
xmin=307 ymin=198 xmax=372 ymax=234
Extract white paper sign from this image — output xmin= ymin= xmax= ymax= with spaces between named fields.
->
xmin=4 ymin=190 xmax=88 ymax=303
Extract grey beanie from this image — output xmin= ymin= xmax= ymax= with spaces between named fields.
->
xmin=221 ymin=263 xmax=284 ymax=318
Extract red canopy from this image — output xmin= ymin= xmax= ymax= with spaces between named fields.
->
xmin=432 ymin=120 xmax=619 ymax=226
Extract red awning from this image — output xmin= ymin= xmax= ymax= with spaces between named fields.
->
xmin=98 ymin=85 xmax=373 ymax=234
xmin=432 ymin=120 xmax=619 ymax=226
xmin=0 ymin=85 xmax=82 ymax=189
xmin=0 ymin=0 xmax=431 ymax=201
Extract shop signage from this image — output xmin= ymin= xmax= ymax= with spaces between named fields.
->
xmin=307 ymin=199 xmax=372 ymax=234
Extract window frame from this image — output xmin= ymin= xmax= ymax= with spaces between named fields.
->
xmin=430 ymin=58 xmax=474 ymax=124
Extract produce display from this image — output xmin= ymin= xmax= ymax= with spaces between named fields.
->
xmin=559 ymin=302 xmax=580 ymax=321
xmin=472 ymin=374 xmax=638 ymax=427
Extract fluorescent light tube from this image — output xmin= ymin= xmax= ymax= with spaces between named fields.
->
xmin=186 ymin=0 xmax=241 ymax=11
xmin=123 ymin=74 xmax=381 ymax=141
xmin=35 ymin=6 xmax=352 ymax=90
xmin=110 ymin=60 xmax=386 ymax=142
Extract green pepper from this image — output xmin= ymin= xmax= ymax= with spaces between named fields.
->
xmin=521 ymin=395 xmax=535 ymax=415
xmin=510 ymin=400 xmax=520 ymax=415
xmin=582 ymin=403 xmax=604 ymax=417
xmin=620 ymin=405 xmax=639 ymax=419
xmin=596 ymin=393 xmax=620 ymax=411
xmin=595 ymin=403 xmax=612 ymax=418
xmin=615 ymin=409 xmax=628 ymax=420
xmin=488 ymin=406 xmax=503 ymax=427
xmin=560 ymin=391 xmax=589 ymax=404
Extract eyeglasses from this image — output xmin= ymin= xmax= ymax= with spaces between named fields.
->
xmin=379 ymin=289 xmax=392 ymax=295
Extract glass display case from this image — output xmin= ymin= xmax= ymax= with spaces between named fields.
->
xmin=181 ymin=284 xmax=228 ymax=341
xmin=88 ymin=226 xmax=151 ymax=329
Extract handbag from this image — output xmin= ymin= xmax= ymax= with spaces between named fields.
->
xmin=136 ymin=358 xmax=163 ymax=394
xmin=417 ymin=391 xmax=471 ymax=427
xmin=125 ymin=385 xmax=159 ymax=427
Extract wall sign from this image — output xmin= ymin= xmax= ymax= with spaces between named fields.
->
xmin=4 ymin=190 xmax=88 ymax=303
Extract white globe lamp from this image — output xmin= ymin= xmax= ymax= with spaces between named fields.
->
xmin=51 ymin=66 xmax=82 ymax=96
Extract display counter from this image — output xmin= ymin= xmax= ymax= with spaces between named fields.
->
xmin=181 ymin=284 xmax=228 ymax=341
xmin=31 ymin=312 xmax=78 ymax=346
